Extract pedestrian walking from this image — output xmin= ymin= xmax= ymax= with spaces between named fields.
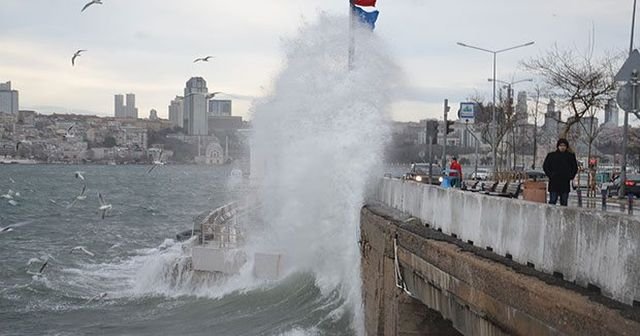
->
xmin=449 ymin=157 xmax=462 ymax=188
xmin=543 ymin=138 xmax=578 ymax=206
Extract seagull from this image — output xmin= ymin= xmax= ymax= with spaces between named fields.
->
xmin=8 ymin=200 xmax=18 ymax=206
xmin=98 ymin=193 xmax=112 ymax=219
xmin=86 ymin=292 xmax=107 ymax=304
xmin=27 ymin=259 xmax=49 ymax=275
xmin=193 ymin=56 xmax=214 ymax=63
xmin=0 ymin=193 xmax=12 ymax=200
xmin=67 ymin=184 xmax=87 ymax=209
xmin=75 ymin=171 xmax=85 ymax=181
xmin=147 ymin=150 xmax=163 ymax=174
xmin=71 ymin=50 xmax=87 ymax=66
xmin=1 ymin=220 xmax=33 ymax=234
xmin=205 ymin=91 xmax=223 ymax=100
xmin=9 ymin=178 xmax=15 ymax=183
xmin=81 ymin=0 xmax=103 ymax=12
xmin=70 ymin=246 xmax=95 ymax=257
xmin=64 ymin=124 xmax=76 ymax=139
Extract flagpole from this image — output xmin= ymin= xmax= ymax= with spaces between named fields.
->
xmin=348 ymin=0 xmax=355 ymax=71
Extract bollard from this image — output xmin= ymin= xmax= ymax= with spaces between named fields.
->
xmin=601 ymin=189 xmax=607 ymax=211
xmin=628 ymin=193 xmax=634 ymax=215
xmin=577 ymin=189 xmax=583 ymax=207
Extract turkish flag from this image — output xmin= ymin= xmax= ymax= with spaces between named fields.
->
xmin=352 ymin=0 xmax=377 ymax=7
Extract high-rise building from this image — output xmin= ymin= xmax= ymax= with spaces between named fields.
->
xmin=169 ymin=96 xmax=184 ymax=128
xmin=515 ymin=91 xmax=528 ymax=125
xmin=604 ymin=99 xmax=619 ymax=126
xmin=125 ymin=93 xmax=137 ymax=119
xmin=149 ymin=109 xmax=158 ymax=120
xmin=114 ymin=94 xmax=125 ymax=117
xmin=0 ymin=81 xmax=19 ymax=114
xmin=208 ymin=99 xmax=232 ymax=116
xmin=543 ymin=98 xmax=561 ymax=135
xmin=183 ymin=77 xmax=208 ymax=135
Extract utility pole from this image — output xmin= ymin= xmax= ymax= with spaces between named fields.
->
xmin=621 ymin=0 xmax=638 ymax=197
xmin=442 ymin=99 xmax=450 ymax=167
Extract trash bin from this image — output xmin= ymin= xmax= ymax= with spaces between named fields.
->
xmin=522 ymin=181 xmax=546 ymax=203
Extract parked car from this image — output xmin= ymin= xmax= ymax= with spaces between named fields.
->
xmin=469 ymin=168 xmax=491 ymax=180
xmin=604 ymin=174 xmax=640 ymax=197
xmin=404 ymin=163 xmax=443 ymax=184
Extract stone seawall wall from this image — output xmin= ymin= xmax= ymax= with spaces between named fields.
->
xmin=376 ymin=178 xmax=640 ymax=306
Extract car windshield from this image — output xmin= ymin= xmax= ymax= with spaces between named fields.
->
xmin=628 ymin=174 xmax=640 ymax=181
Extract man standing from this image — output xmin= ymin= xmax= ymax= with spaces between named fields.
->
xmin=449 ymin=157 xmax=462 ymax=188
xmin=543 ymin=138 xmax=578 ymax=206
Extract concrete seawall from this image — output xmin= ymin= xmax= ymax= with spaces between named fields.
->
xmin=376 ymin=178 xmax=640 ymax=307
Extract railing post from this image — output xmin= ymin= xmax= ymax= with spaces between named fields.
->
xmin=628 ymin=193 xmax=634 ymax=215
xmin=601 ymin=188 xmax=607 ymax=211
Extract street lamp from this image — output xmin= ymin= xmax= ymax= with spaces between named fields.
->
xmin=457 ymin=41 xmax=535 ymax=172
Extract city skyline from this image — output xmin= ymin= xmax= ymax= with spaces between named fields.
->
xmin=0 ymin=0 xmax=633 ymax=122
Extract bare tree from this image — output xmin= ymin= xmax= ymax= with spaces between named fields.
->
xmin=522 ymin=45 xmax=619 ymax=137
xmin=467 ymin=90 xmax=517 ymax=169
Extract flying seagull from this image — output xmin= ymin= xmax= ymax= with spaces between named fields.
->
xmin=71 ymin=50 xmax=87 ymax=66
xmin=86 ymin=292 xmax=107 ymax=304
xmin=71 ymin=246 xmax=95 ymax=257
xmin=1 ymin=220 xmax=33 ymax=234
xmin=98 ymin=193 xmax=112 ymax=219
xmin=206 ymin=91 xmax=223 ymax=100
xmin=193 ymin=56 xmax=214 ymax=63
xmin=81 ymin=0 xmax=103 ymax=12
xmin=75 ymin=171 xmax=85 ymax=181
xmin=67 ymin=183 xmax=87 ymax=209
xmin=146 ymin=150 xmax=164 ymax=174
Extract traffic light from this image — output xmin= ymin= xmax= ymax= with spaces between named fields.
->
xmin=427 ymin=120 xmax=438 ymax=144
xmin=446 ymin=120 xmax=455 ymax=135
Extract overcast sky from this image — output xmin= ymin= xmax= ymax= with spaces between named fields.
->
xmin=0 ymin=0 xmax=633 ymax=121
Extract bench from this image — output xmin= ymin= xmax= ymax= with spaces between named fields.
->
xmin=482 ymin=181 xmax=507 ymax=195
xmin=501 ymin=182 xmax=522 ymax=198
xmin=487 ymin=181 xmax=508 ymax=195
xmin=462 ymin=180 xmax=479 ymax=191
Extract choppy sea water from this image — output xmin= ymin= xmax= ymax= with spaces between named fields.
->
xmin=0 ymin=164 xmax=352 ymax=336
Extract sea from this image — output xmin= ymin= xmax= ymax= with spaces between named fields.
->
xmin=0 ymin=164 xmax=351 ymax=336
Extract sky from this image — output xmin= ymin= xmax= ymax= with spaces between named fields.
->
xmin=0 ymin=0 xmax=634 ymax=122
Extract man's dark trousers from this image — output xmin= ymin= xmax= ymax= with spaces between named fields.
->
xmin=549 ymin=192 xmax=569 ymax=206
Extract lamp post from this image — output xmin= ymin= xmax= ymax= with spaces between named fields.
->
xmin=488 ymin=78 xmax=533 ymax=169
xmin=621 ymin=0 xmax=638 ymax=198
xmin=457 ymin=41 xmax=535 ymax=172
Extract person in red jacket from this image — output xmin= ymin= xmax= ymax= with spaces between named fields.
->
xmin=449 ymin=157 xmax=462 ymax=188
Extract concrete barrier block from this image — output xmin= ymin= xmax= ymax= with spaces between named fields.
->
xmin=575 ymin=212 xmax=624 ymax=298
xmin=541 ymin=206 xmax=579 ymax=280
xmin=478 ymin=196 xmax=506 ymax=254
xmin=617 ymin=216 xmax=640 ymax=304
xmin=516 ymin=201 xmax=549 ymax=269
xmin=254 ymin=252 xmax=284 ymax=280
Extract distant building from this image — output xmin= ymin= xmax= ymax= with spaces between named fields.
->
xmin=149 ymin=109 xmax=159 ymax=120
xmin=515 ymin=91 xmax=528 ymax=125
xmin=183 ymin=77 xmax=208 ymax=135
xmin=125 ymin=93 xmax=138 ymax=119
xmin=114 ymin=94 xmax=125 ymax=117
xmin=604 ymin=99 xmax=619 ymax=126
xmin=209 ymin=99 xmax=232 ymax=116
xmin=168 ymin=96 xmax=184 ymax=128
xmin=208 ymin=116 xmax=243 ymax=132
xmin=17 ymin=110 xmax=36 ymax=126
xmin=542 ymin=98 xmax=561 ymax=136
xmin=0 ymin=81 xmax=19 ymax=115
